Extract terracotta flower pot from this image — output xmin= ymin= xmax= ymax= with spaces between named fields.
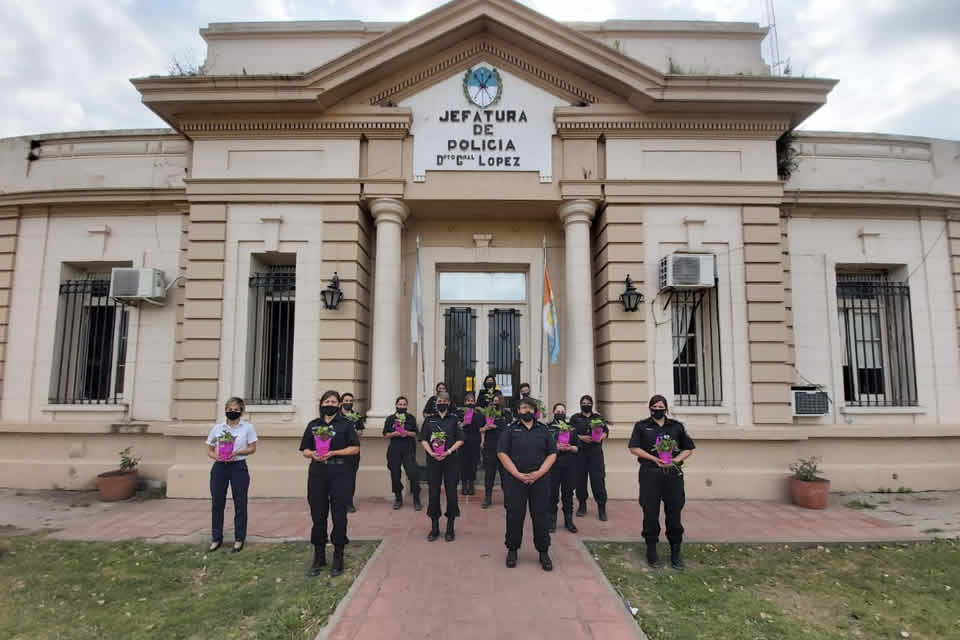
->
xmin=791 ymin=477 xmax=830 ymax=509
xmin=96 ymin=469 xmax=138 ymax=501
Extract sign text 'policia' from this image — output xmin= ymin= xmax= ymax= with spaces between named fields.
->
xmin=436 ymin=109 xmax=527 ymax=168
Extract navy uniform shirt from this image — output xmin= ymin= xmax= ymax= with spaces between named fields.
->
xmin=299 ymin=415 xmax=360 ymax=474
xmin=628 ymin=417 xmax=696 ymax=469
xmin=418 ymin=413 xmax=465 ymax=456
xmin=497 ymin=419 xmax=558 ymax=473
xmin=482 ymin=407 xmax=512 ymax=450
xmin=476 ymin=388 xmax=497 ymax=408
xmin=570 ymin=412 xmax=609 ymax=450
xmin=383 ymin=412 xmax=419 ymax=453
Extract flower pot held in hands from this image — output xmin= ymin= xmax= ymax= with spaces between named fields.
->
xmin=791 ymin=477 xmax=830 ymax=510
xmin=314 ymin=436 xmax=332 ymax=457
xmin=463 ymin=409 xmax=474 ymax=424
xmin=217 ymin=441 xmax=234 ymax=461
xmin=557 ymin=431 xmax=570 ymax=446
xmin=394 ymin=421 xmax=405 ymax=435
xmin=432 ymin=441 xmax=446 ymax=455
xmin=485 ymin=417 xmax=495 ymax=428
xmin=96 ymin=470 xmax=137 ymax=501
xmin=591 ymin=427 xmax=604 ymax=442
xmin=657 ymin=450 xmax=673 ymax=465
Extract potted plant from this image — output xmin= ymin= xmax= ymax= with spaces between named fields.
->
xmin=477 ymin=405 xmax=500 ymax=428
xmin=96 ymin=447 xmax=140 ymax=501
xmin=344 ymin=410 xmax=362 ymax=423
xmin=393 ymin=412 xmax=407 ymax=435
xmin=430 ymin=431 xmax=447 ymax=455
xmin=589 ymin=416 xmax=606 ymax=442
xmin=462 ymin=405 xmax=475 ymax=424
xmin=534 ymin=400 xmax=546 ymax=420
xmin=215 ymin=431 xmax=236 ymax=461
xmin=789 ymin=456 xmax=830 ymax=509
xmin=653 ymin=435 xmax=677 ymax=464
xmin=556 ymin=420 xmax=574 ymax=446
xmin=313 ymin=425 xmax=335 ymax=456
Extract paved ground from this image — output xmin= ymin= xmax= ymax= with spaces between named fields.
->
xmin=833 ymin=489 xmax=960 ymax=539
xmin=1 ymin=488 xmax=945 ymax=640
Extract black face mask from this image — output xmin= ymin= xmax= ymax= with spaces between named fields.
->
xmin=521 ymin=391 xmax=530 ymax=398
xmin=436 ymin=404 xmax=449 ymax=413
xmin=342 ymin=403 xmax=353 ymax=412
xmin=484 ymin=381 xmax=495 ymax=389
xmin=225 ymin=411 xmax=242 ymax=421
xmin=651 ymin=408 xmax=666 ymax=420
xmin=554 ymin=413 xmax=566 ymax=422
xmin=321 ymin=405 xmax=339 ymax=417
xmin=465 ymin=402 xmax=475 ymax=408
xmin=519 ymin=412 xmax=534 ymax=422
xmin=396 ymin=407 xmax=407 ymax=415
xmin=581 ymin=404 xmax=593 ymax=414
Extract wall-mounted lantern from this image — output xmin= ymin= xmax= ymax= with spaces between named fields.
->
xmin=321 ymin=272 xmax=344 ymax=310
xmin=619 ymin=275 xmax=644 ymax=312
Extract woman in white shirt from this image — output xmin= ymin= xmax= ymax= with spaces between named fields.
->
xmin=205 ymin=397 xmax=258 ymax=552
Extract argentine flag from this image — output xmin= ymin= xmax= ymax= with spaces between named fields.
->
xmin=543 ymin=267 xmax=559 ymax=365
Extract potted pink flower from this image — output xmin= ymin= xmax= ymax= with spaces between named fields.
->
xmin=215 ymin=432 xmax=236 ymax=461
xmin=430 ymin=431 xmax=448 ymax=455
xmin=534 ymin=400 xmax=546 ymax=420
xmin=477 ymin=405 xmax=501 ymax=428
xmin=589 ymin=416 xmax=606 ymax=442
xmin=653 ymin=435 xmax=677 ymax=464
xmin=462 ymin=406 xmax=475 ymax=424
xmin=393 ymin=412 xmax=407 ymax=435
xmin=556 ymin=420 xmax=574 ymax=446
xmin=313 ymin=425 xmax=335 ymax=456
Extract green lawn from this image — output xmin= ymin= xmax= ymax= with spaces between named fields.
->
xmin=0 ymin=534 xmax=377 ymax=640
xmin=588 ymin=540 xmax=959 ymax=640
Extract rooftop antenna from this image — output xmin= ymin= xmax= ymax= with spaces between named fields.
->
xmin=764 ymin=0 xmax=786 ymax=75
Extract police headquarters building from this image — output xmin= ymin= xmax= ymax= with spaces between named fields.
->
xmin=1 ymin=0 xmax=959 ymax=499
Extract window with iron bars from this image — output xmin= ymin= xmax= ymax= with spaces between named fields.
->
xmin=837 ymin=272 xmax=917 ymax=407
xmin=247 ymin=264 xmax=295 ymax=404
xmin=671 ymin=285 xmax=723 ymax=406
xmin=49 ymin=273 xmax=130 ymax=404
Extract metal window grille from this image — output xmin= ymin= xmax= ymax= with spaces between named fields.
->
xmin=247 ymin=265 xmax=295 ymax=404
xmin=488 ymin=308 xmax=521 ymax=407
xmin=837 ymin=273 xmax=917 ymax=407
xmin=49 ymin=274 xmax=130 ymax=404
xmin=443 ymin=307 xmax=477 ymax=407
xmin=671 ymin=287 xmax=723 ymax=406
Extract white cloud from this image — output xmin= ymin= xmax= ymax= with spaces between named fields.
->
xmin=0 ymin=0 xmax=956 ymax=140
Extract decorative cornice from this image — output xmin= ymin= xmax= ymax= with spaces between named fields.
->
xmin=180 ymin=118 xmax=411 ymax=137
xmin=783 ymin=189 xmax=960 ymax=211
xmin=0 ymin=188 xmax=187 ymax=208
xmin=557 ymin=118 xmax=790 ymax=135
xmin=367 ymin=40 xmax=599 ymax=106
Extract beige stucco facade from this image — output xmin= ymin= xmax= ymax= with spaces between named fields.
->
xmin=1 ymin=0 xmax=959 ymax=500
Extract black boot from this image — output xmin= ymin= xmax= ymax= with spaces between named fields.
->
xmin=331 ymin=545 xmax=345 ymax=577
xmin=481 ymin=491 xmax=492 ymax=509
xmin=670 ymin=544 xmax=685 ymax=570
xmin=427 ymin=518 xmax=440 ymax=542
xmin=564 ymin=512 xmax=578 ymax=533
xmin=646 ymin=542 xmax=663 ymax=569
xmin=539 ymin=551 xmax=553 ymax=571
xmin=307 ymin=544 xmax=326 ymax=576
xmin=413 ymin=494 xmax=423 ymax=511
xmin=576 ymin=501 xmax=587 ymax=517
xmin=444 ymin=518 xmax=456 ymax=542
xmin=392 ymin=493 xmax=403 ymax=510
xmin=548 ymin=515 xmax=557 ymax=533
xmin=347 ymin=503 xmax=357 ymax=514
xmin=598 ymin=504 xmax=608 ymax=522
xmin=506 ymin=549 xmax=517 ymax=568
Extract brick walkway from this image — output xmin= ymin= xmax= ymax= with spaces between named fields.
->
xmin=51 ymin=494 xmax=926 ymax=640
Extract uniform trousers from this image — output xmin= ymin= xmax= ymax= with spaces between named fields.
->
xmin=503 ymin=473 xmax=551 ymax=552
xmin=426 ymin=454 xmax=460 ymax=519
xmin=482 ymin=448 xmax=505 ymax=494
xmin=460 ymin=434 xmax=482 ymax=486
xmin=387 ymin=446 xmax=420 ymax=497
xmin=638 ymin=466 xmax=686 ymax=544
xmin=548 ymin=457 xmax=576 ymax=520
xmin=307 ymin=463 xmax=351 ymax=547
xmin=210 ymin=460 xmax=249 ymax=542
xmin=576 ymin=446 xmax=608 ymax=506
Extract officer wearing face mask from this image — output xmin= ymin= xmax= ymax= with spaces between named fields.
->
xmin=480 ymin=389 xmax=511 ymax=509
xmin=419 ymin=392 xmax=465 ymax=542
xmin=458 ymin=391 xmax=483 ymax=496
xmin=340 ymin=392 xmax=364 ymax=513
xmin=383 ymin=395 xmax=421 ymax=512
xmin=628 ymin=394 xmax=695 ymax=570
xmin=422 ymin=382 xmax=449 ymax=418
xmin=547 ymin=402 xmax=579 ymax=534
xmin=477 ymin=374 xmax=497 ymax=408
xmin=571 ymin=394 xmax=609 ymax=521
xmin=497 ymin=397 xmax=557 ymax=571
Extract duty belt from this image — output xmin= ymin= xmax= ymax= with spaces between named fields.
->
xmin=319 ymin=457 xmax=347 ymax=465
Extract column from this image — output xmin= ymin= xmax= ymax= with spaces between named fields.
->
xmin=367 ymin=198 xmax=409 ymax=419
xmin=559 ymin=199 xmax=597 ymax=405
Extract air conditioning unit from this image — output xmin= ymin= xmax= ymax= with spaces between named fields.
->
xmin=109 ymin=268 xmax=167 ymax=302
xmin=791 ymin=386 xmax=829 ymax=417
xmin=658 ymin=252 xmax=715 ymax=291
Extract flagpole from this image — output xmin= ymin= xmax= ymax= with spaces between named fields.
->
xmin=416 ymin=235 xmax=426 ymax=403
xmin=539 ymin=235 xmax=545 ymax=397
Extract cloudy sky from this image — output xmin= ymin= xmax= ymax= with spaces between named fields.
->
xmin=1 ymin=0 xmax=957 ymax=140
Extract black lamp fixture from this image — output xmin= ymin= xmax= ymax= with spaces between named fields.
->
xmin=322 ymin=272 xmax=344 ymax=310
xmin=619 ymin=275 xmax=644 ymax=312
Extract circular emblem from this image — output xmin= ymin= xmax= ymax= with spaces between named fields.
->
xmin=463 ymin=66 xmax=502 ymax=108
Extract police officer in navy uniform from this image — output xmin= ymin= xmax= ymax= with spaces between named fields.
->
xmin=498 ymin=397 xmax=557 ymax=571
xmin=383 ymin=395 xmax=422 ymax=511
xmin=419 ymin=392 xmax=465 ymax=542
xmin=300 ymin=390 xmax=360 ymax=577
xmin=422 ymin=381 xmax=449 ymax=418
xmin=476 ymin=374 xmax=497 ymax=408
xmin=340 ymin=392 xmax=364 ymax=513
xmin=480 ymin=389 xmax=510 ymax=509
xmin=628 ymin=394 xmax=696 ymax=570
xmin=571 ymin=394 xmax=609 ymax=521
xmin=458 ymin=391 xmax=483 ymax=496
xmin=547 ymin=402 xmax=579 ymax=534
